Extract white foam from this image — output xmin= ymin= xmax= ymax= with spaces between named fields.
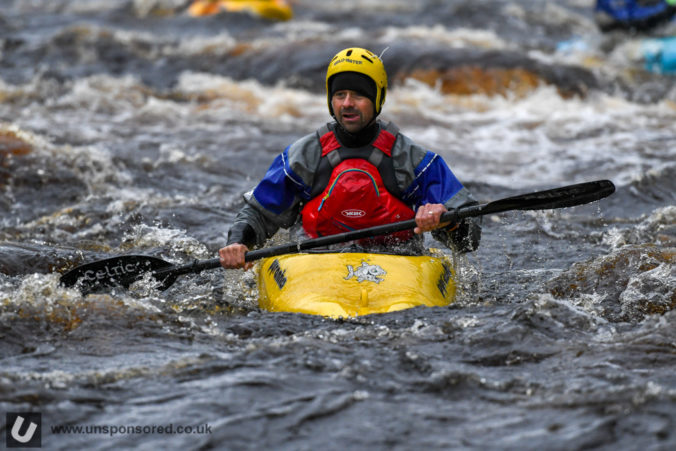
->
xmin=386 ymin=81 xmax=676 ymax=187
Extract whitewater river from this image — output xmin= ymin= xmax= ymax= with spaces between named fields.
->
xmin=1 ymin=0 xmax=674 ymax=449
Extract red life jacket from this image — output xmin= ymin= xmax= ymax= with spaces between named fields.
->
xmin=301 ymin=122 xmax=415 ymax=243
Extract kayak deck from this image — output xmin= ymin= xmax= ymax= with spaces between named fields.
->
xmin=257 ymin=252 xmax=456 ymax=318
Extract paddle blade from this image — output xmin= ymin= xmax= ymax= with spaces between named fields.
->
xmin=60 ymin=255 xmax=175 ymax=293
xmin=480 ymin=180 xmax=615 ymax=215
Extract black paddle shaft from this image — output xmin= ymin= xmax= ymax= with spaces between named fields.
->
xmin=60 ymin=179 xmax=615 ymax=292
xmin=241 ymin=179 xmax=616 ymax=260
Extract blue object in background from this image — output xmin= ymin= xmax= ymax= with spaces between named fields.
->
xmin=595 ymin=0 xmax=676 ymax=31
xmin=596 ymin=0 xmax=673 ymax=22
xmin=643 ymin=36 xmax=676 ymax=74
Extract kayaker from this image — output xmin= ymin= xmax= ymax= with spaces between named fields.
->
xmin=219 ymin=47 xmax=481 ymax=270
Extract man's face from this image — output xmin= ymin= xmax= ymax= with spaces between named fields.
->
xmin=331 ymin=89 xmax=375 ymax=133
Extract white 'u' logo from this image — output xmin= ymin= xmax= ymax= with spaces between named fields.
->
xmin=11 ymin=415 xmax=38 ymax=444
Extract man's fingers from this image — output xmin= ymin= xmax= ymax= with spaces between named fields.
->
xmin=218 ymin=244 xmax=250 ymax=269
xmin=415 ymin=203 xmax=447 ymax=233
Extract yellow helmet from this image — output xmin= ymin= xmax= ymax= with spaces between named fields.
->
xmin=326 ymin=47 xmax=388 ymax=116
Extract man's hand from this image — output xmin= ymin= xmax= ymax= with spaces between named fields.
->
xmin=219 ymin=243 xmax=253 ymax=270
xmin=414 ymin=203 xmax=450 ymax=234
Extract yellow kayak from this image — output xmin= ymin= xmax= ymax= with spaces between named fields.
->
xmin=257 ymin=252 xmax=456 ymax=318
xmin=188 ymin=0 xmax=293 ymax=21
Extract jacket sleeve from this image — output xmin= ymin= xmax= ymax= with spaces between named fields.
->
xmin=226 ymin=191 xmax=295 ymax=248
xmin=431 ymin=187 xmax=482 ymax=253
xmin=227 ymin=136 xmax=319 ymax=248
xmin=400 ymin=146 xmax=481 ymax=253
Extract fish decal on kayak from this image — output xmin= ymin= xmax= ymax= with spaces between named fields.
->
xmin=344 ymin=261 xmax=386 ymax=284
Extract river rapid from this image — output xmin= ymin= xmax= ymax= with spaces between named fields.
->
xmin=1 ymin=0 xmax=675 ymax=449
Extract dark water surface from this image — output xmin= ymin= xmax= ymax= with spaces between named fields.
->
xmin=1 ymin=0 xmax=675 ymax=449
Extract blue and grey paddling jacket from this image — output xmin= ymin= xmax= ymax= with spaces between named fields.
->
xmin=227 ymin=120 xmax=481 ymax=253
